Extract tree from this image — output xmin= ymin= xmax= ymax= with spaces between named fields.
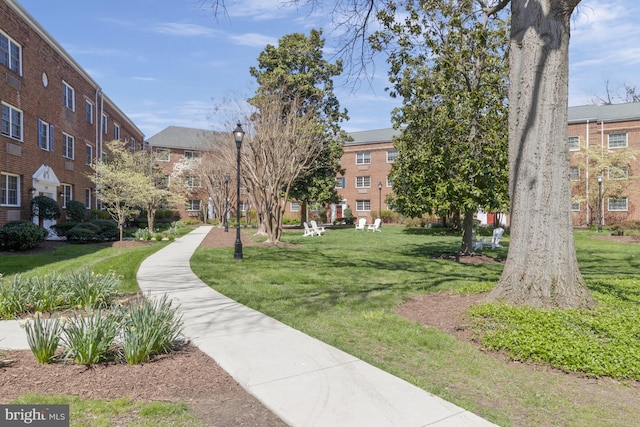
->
xmin=206 ymin=0 xmax=594 ymax=309
xmin=89 ymin=140 xmax=157 ymax=240
xmin=249 ymin=29 xmax=348 ymax=224
xmin=373 ymin=0 xmax=509 ymax=255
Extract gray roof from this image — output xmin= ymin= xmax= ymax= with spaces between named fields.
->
xmin=147 ymin=126 xmax=224 ymax=150
xmin=568 ymin=102 xmax=640 ymax=123
xmin=347 ymin=128 xmax=401 ymax=145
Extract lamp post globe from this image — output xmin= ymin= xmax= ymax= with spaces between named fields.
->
xmin=233 ymin=124 xmax=245 ymax=260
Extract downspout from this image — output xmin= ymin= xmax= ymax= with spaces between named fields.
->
xmin=585 ymin=120 xmax=589 ymax=226
xmin=600 ymin=120 xmax=605 ymax=228
xmin=95 ymin=88 xmax=100 ymax=209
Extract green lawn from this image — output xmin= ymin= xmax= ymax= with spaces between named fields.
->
xmin=191 ymin=226 xmax=640 ymax=427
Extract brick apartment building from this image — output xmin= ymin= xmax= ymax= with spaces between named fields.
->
xmin=1 ymin=0 xmax=144 ymax=232
xmin=568 ymin=102 xmax=640 ymax=227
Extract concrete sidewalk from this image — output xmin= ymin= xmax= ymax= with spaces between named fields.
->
xmin=0 ymin=226 xmax=496 ymax=426
xmin=136 ymin=226 xmax=496 ymax=427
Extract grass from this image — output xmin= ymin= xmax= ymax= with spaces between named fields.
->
xmin=10 ymin=394 xmax=202 ymax=427
xmin=190 ymin=225 xmax=640 ymax=427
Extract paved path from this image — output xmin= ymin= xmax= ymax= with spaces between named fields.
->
xmin=1 ymin=226 xmax=497 ymax=426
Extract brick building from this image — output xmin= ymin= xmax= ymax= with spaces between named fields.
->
xmin=1 ymin=0 xmax=144 ymax=232
xmin=568 ymin=103 xmax=640 ymax=227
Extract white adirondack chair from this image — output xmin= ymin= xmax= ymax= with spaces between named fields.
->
xmin=355 ymin=217 xmax=367 ymax=231
xmin=303 ymin=222 xmax=317 ymax=237
xmin=367 ymin=218 xmax=382 ymax=232
xmin=310 ymin=220 xmax=325 ymax=235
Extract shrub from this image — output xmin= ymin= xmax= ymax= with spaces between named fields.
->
xmin=0 ymin=222 xmax=48 ymax=251
xmin=87 ymin=209 xmax=111 ymax=220
xmin=66 ymin=200 xmax=86 ymax=223
xmin=31 ymin=196 xmax=61 ymax=222
xmin=24 ymin=314 xmax=65 ymax=363
xmin=134 ymin=228 xmax=153 ymax=241
xmin=66 ymin=226 xmax=99 ymax=242
xmin=61 ymin=310 xmax=121 ymax=365
xmin=50 ymin=222 xmax=77 ymax=238
xmin=88 ymin=219 xmax=119 ymax=240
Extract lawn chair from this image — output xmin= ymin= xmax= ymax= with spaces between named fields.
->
xmin=367 ymin=218 xmax=382 ymax=232
xmin=303 ymin=222 xmax=318 ymax=237
xmin=310 ymin=220 xmax=325 ymax=235
xmin=355 ymin=217 xmax=367 ymax=231
xmin=491 ymin=227 xmax=504 ymax=249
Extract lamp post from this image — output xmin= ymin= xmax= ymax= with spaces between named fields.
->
xmin=597 ymin=175 xmax=603 ymax=233
xmin=224 ymin=173 xmax=229 ymax=232
xmin=233 ymin=123 xmax=245 ymax=260
xmin=377 ymin=181 xmax=383 ymax=217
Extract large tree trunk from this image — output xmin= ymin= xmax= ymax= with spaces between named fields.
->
xmin=487 ymin=0 xmax=593 ymax=309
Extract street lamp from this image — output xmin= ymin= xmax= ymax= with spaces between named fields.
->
xmin=224 ymin=173 xmax=229 ymax=232
xmin=233 ymin=123 xmax=245 ymax=260
xmin=597 ymin=175 xmax=603 ymax=233
xmin=377 ymin=181 xmax=383 ymax=217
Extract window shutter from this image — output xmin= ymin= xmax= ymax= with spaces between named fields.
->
xmin=49 ymin=125 xmax=54 ymax=150
xmin=38 ymin=119 xmax=43 ymax=148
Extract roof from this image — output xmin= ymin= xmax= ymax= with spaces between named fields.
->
xmin=568 ymin=102 xmax=640 ymax=123
xmin=147 ymin=126 xmax=225 ymax=150
xmin=346 ymin=128 xmax=401 ymax=145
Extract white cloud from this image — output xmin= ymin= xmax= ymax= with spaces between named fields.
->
xmin=152 ymin=22 xmax=218 ymax=37
xmin=228 ymin=32 xmax=278 ymax=47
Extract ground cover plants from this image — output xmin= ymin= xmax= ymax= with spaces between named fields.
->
xmin=191 ymin=225 xmax=640 ymax=427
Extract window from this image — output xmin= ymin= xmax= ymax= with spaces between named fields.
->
xmin=130 ymin=138 xmax=136 ymax=150
xmin=571 ymin=202 xmax=580 ymax=212
xmin=568 ymin=136 xmax=580 ymax=151
xmin=608 ymin=132 xmax=628 ymax=149
xmin=356 ymin=200 xmax=371 ymax=211
xmin=1 ymin=102 xmax=23 ymax=141
xmin=86 ymin=145 xmax=93 ymax=165
xmin=608 ymin=197 xmax=628 ymax=211
xmin=386 ymin=176 xmax=393 ymax=187
xmin=156 ymin=175 xmax=169 ymax=188
xmin=568 ymin=166 xmax=580 ymax=181
xmin=114 ymin=124 xmax=120 ymax=140
xmin=290 ymin=201 xmax=300 ymax=212
xmin=156 ymin=148 xmax=170 ymax=162
xmin=61 ymin=184 xmax=72 ymax=208
xmin=102 ymin=114 xmax=108 ymax=134
xmin=85 ymin=188 xmax=92 ymax=209
xmin=356 ymin=176 xmax=371 ymax=188
xmin=186 ymin=199 xmax=201 ymax=211
xmin=335 ymin=177 xmax=345 ymax=189
xmin=38 ymin=119 xmax=54 ymax=151
xmin=62 ymin=133 xmax=75 ymax=159
xmin=356 ymin=152 xmax=371 ymax=164
xmin=62 ymin=81 xmax=75 ymax=111
xmin=186 ymin=175 xmax=201 ymax=188
xmin=609 ymin=165 xmax=629 ymax=180
xmin=0 ymin=173 xmax=19 ymax=206
xmin=184 ymin=151 xmax=201 ymax=159
xmin=0 ymin=31 xmax=22 ymax=74
xmin=85 ymin=101 xmax=93 ymax=124
xmin=387 ymin=150 xmax=399 ymax=162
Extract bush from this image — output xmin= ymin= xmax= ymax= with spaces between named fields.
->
xmin=50 ymin=222 xmax=77 ymax=238
xmin=88 ymin=219 xmax=119 ymax=240
xmin=87 ymin=209 xmax=111 ymax=220
xmin=134 ymin=228 xmax=153 ymax=241
xmin=0 ymin=221 xmax=48 ymax=251
xmin=65 ymin=270 xmax=120 ymax=311
xmin=66 ymin=200 xmax=86 ymax=223
xmin=66 ymin=226 xmax=99 ymax=242
xmin=24 ymin=314 xmax=64 ymax=363
xmin=31 ymin=196 xmax=61 ymax=222
xmin=61 ymin=310 xmax=120 ymax=365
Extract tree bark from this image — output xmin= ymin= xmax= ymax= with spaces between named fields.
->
xmin=487 ymin=0 xmax=593 ymax=309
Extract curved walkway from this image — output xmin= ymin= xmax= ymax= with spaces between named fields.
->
xmin=1 ymin=226 xmax=496 ymax=426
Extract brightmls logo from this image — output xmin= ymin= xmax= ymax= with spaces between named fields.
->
xmin=1 ymin=405 xmax=69 ymax=426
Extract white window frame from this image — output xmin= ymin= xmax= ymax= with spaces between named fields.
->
xmin=608 ymin=165 xmax=629 ymax=180
xmin=61 ymin=184 xmax=72 ymax=209
xmin=386 ymin=176 xmax=393 ymax=187
xmin=62 ymin=80 xmax=75 ymax=111
xmin=387 ymin=150 xmax=399 ymax=163
xmin=1 ymin=172 xmax=19 ymax=206
xmin=102 ymin=114 xmax=108 ymax=134
xmin=290 ymin=201 xmax=300 ymax=212
xmin=114 ymin=123 xmax=120 ymax=140
xmin=86 ymin=145 xmax=94 ymax=165
xmin=186 ymin=199 xmax=201 ymax=211
xmin=608 ymin=132 xmax=628 ymax=149
xmin=186 ymin=175 xmax=201 ymax=188
xmin=608 ymin=197 xmax=628 ymax=212
xmin=38 ymin=119 xmax=53 ymax=151
xmin=1 ymin=102 xmax=23 ymax=141
xmin=156 ymin=148 xmax=170 ymax=162
xmin=0 ymin=31 xmax=22 ymax=75
xmin=568 ymin=135 xmax=580 ymax=151
xmin=571 ymin=202 xmax=580 ymax=212
xmin=85 ymin=188 xmax=92 ymax=209
xmin=85 ymin=100 xmax=93 ymax=124
xmin=184 ymin=151 xmax=201 ymax=159
xmin=335 ymin=177 xmax=345 ymax=189
xmin=568 ymin=166 xmax=580 ymax=181
xmin=62 ymin=133 xmax=75 ymax=159
xmin=356 ymin=152 xmax=371 ymax=165
xmin=356 ymin=176 xmax=371 ymax=188
xmin=356 ymin=200 xmax=371 ymax=211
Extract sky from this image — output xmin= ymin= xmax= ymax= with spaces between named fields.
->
xmin=15 ymin=0 xmax=640 ymax=139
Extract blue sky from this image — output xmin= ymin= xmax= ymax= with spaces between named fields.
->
xmin=16 ymin=0 xmax=640 ymax=138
